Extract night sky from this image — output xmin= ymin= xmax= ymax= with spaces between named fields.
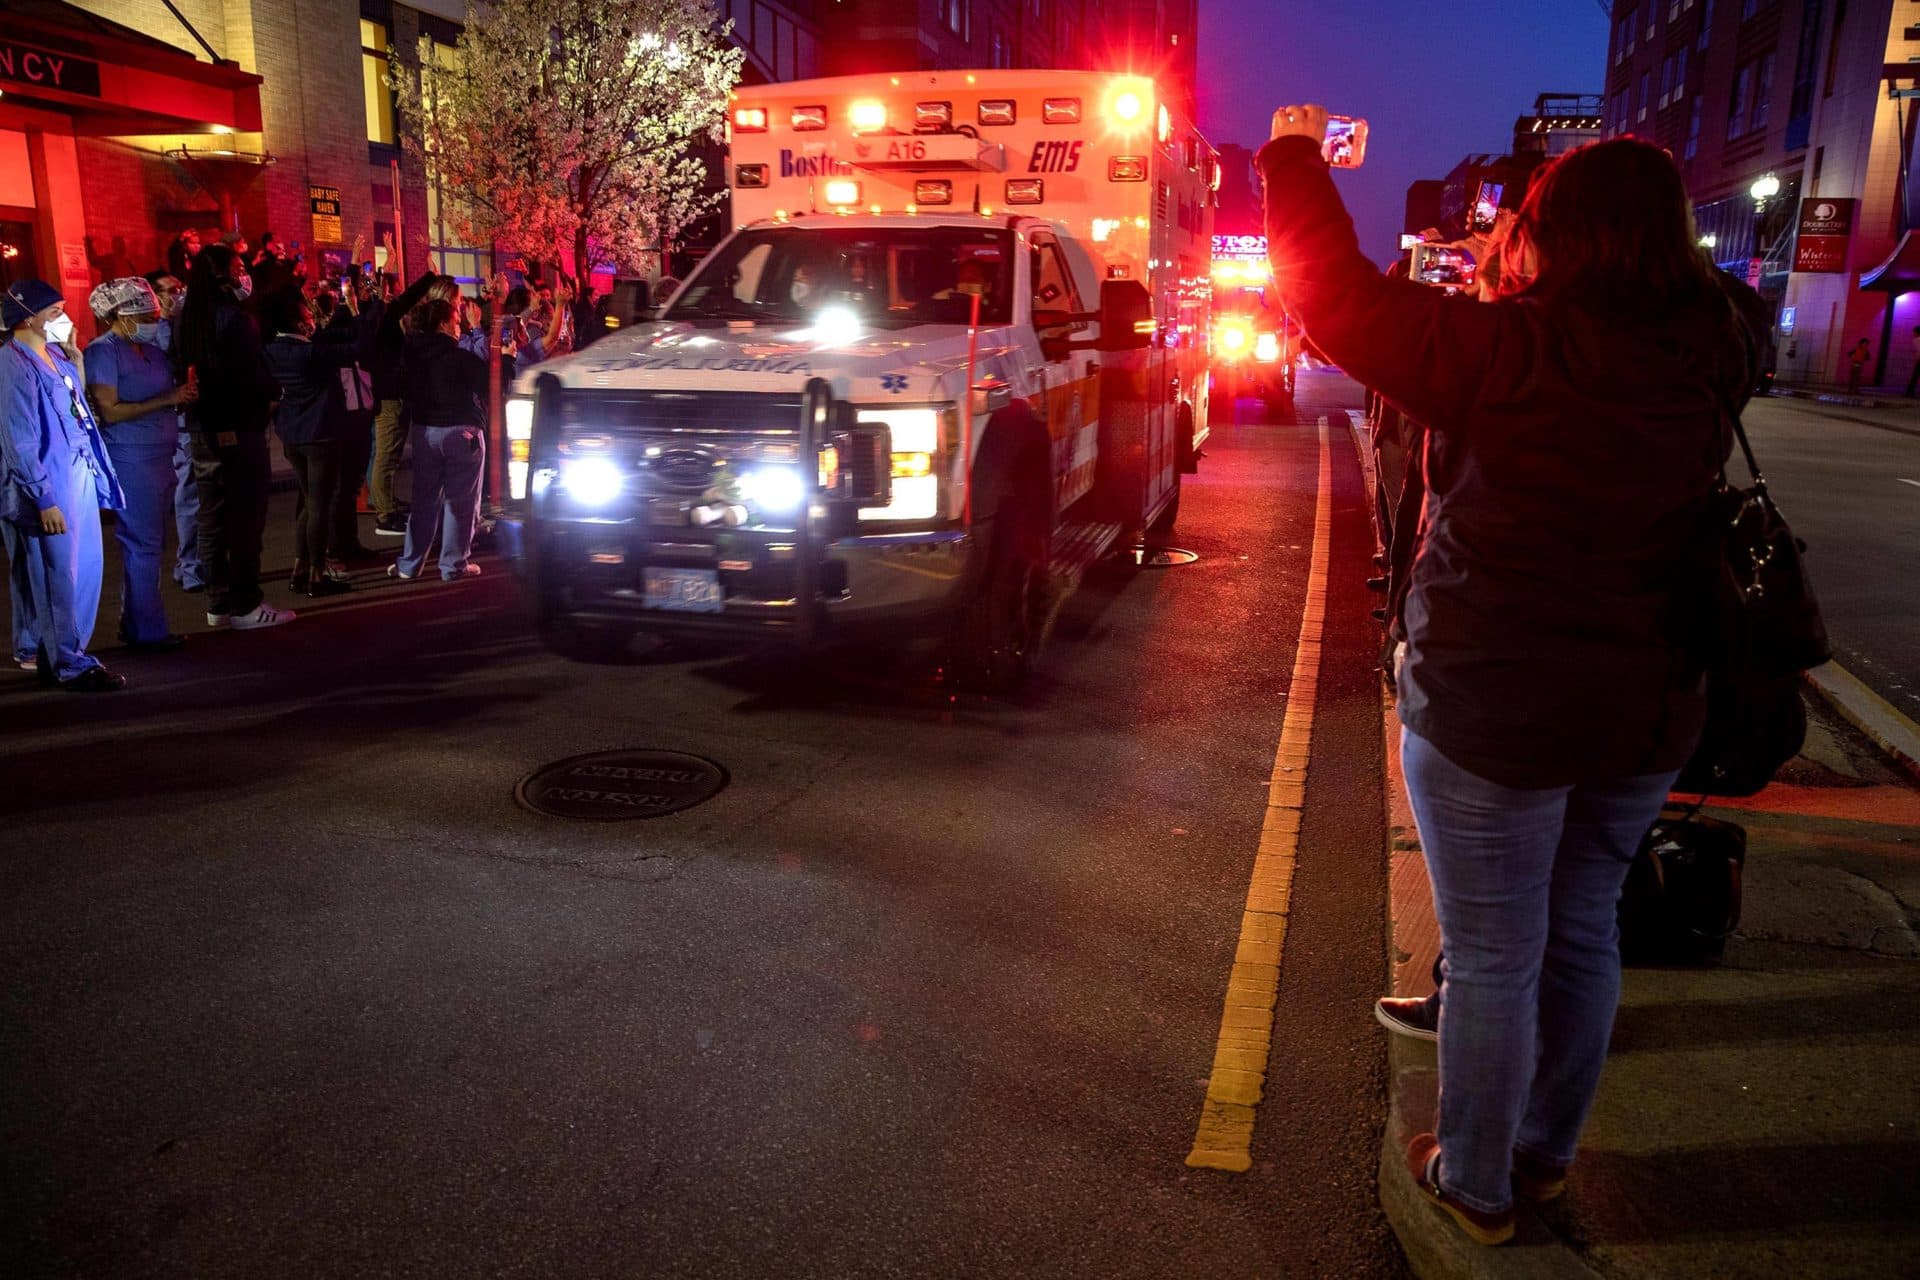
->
xmin=1196 ymin=0 xmax=1610 ymax=263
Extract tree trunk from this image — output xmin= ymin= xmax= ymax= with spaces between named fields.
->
xmin=573 ymin=223 xmax=591 ymax=286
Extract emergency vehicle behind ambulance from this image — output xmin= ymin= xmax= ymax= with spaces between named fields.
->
xmin=508 ymin=70 xmax=1217 ymax=690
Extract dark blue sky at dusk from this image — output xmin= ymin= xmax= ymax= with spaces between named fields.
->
xmin=1195 ymin=0 xmax=1611 ymax=262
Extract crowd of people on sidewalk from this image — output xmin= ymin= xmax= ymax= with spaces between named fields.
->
xmin=2 ymin=226 xmax=614 ymax=693
xmin=1260 ymin=108 xmax=1765 ymax=1246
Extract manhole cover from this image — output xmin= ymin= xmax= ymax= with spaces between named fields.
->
xmin=1137 ymin=546 xmax=1200 ymax=568
xmin=515 ymin=749 xmax=728 ymax=821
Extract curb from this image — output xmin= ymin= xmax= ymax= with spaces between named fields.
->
xmin=1804 ymin=662 xmax=1920 ymax=782
xmin=1765 ymin=385 xmax=1890 ymax=409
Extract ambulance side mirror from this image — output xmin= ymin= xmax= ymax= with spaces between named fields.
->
xmin=1096 ymin=279 xmax=1154 ymax=352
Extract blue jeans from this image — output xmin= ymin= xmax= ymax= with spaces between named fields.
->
xmin=398 ymin=424 xmax=484 ymax=580
xmin=105 ymin=441 xmax=175 ymax=643
xmin=1400 ymin=727 xmax=1677 ymax=1214
xmin=171 ymin=429 xmax=202 ymax=589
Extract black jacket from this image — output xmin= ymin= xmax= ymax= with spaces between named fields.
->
xmin=1259 ymin=135 xmax=1752 ymax=787
xmin=400 ymin=332 xmax=487 ymax=427
xmin=263 ymin=328 xmax=363 ymax=447
xmin=180 ymin=300 xmax=278 ymax=436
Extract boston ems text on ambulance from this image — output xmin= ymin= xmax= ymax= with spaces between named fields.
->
xmin=503 ymin=70 xmax=1218 ymax=690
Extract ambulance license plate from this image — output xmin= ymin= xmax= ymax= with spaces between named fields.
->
xmin=642 ymin=567 xmax=724 ymax=613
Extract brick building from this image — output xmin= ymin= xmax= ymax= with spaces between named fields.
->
xmin=1602 ymin=0 xmax=1919 ymax=388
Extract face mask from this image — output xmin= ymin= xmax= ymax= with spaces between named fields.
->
xmin=169 ymin=291 xmax=186 ymax=319
xmin=132 ymin=321 xmax=162 ymax=346
xmin=231 ymin=278 xmax=253 ymax=302
xmin=44 ymin=314 xmax=74 ymax=345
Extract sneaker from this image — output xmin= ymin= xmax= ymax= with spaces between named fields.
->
xmin=229 ymin=603 xmax=296 ymax=630
xmin=386 ymin=563 xmax=419 ymax=581
xmin=1406 ymin=1134 xmax=1515 ymax=1246
xmin=442 ymin=563 xmax=482 ymax=581
xmin=375 ymin=515 xmax=408 ymax=536
xmin=1374 ymin=995 xmax=1439 ymax=1042
xmin=1511 ymin=1149 xmax=1568 ymax=1204
xmin=322 ymin=560 xmax=351 ymax=583
xmin=206 ymin=612 xmax=230 ymax=629
xmin=61 ymin=666 xmax=128 ymax=692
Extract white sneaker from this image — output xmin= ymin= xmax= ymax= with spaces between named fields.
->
xmin=206 ymin=612 xmax=230 ymax=629
xmin=443 ymin=563 xmax=482 ymax=580
xmin=386 ymin=563 xmax=419 ymax=581
xmin=229 ymin=603 xmax=295 ymax=630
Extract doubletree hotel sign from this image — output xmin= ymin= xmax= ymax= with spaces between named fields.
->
xmin=0 ymin=39 xmax=103 ymax=98
xmin=1792 ymin=198 xmax=1855 ymax=274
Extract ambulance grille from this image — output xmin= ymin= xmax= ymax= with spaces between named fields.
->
xmin=557 ymin=389 xmax=804 ymax=437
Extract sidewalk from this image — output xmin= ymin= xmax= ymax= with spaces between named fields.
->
xmin=1377 ymin=692 xmax=1920 ymax=1280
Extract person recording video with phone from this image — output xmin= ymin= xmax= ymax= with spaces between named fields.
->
xmin=1260 ymin=107 xmax=1756 ymax=1244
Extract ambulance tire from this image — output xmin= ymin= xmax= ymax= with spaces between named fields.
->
xmin=535 ymin=601 xmax=634 ymax=663
xmin=1149 ymin=478 xmax=1181 ymax=538
xmin=950 ymin=481 xmax=1048 ymax=695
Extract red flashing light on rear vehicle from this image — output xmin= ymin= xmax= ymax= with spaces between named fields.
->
xmin=733 ymin=106 xmax=768 ymax=132
xmin=915 ymin=101 xmax=953 ymax=131
xmin=915 ymin=180 xmax=954 ymax=205
xmin=849 ymin=100 xmax=888 ymax=132
xmin=1043 ymin=98 xmax=1082 ymax=125
xmin=1005 ymin=179 xmax=1044 ymax=205
xmin=791 ymin=105 xmax=827 ymax=131
xmin=978 ymin=100 xmax=1017 ymax=127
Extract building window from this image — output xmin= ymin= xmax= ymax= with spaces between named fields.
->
xmin=1726 ymin=61 xmax=1751 ymax=138
xmin=1809 ymin=145 xmax=1824 ymax=195
xmin=1625 ymin=6 xmax=1637 ymax=56
xmin=945 ymin=0 xmax=969 ymax=40
xmin=1697 ymin=0 xmax=1714 ymax=50
xmin=1609 ymin=88 xmax=1628 ymax=136
xmin=1684 ymin=96 xmax=1703 ymax=158
xmin=1750 ymin=51 xmax=1775 ymax=131
xmin=1659 ymin=54 xmax=1673 ymax=109
xmin=361 ymin=19 xmax=394 ymax=146
xmin=1638 ymin=70 xmax=1651 ymax=122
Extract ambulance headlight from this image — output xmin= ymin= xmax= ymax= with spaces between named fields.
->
xmin=561 ymin=457 xmax=624 ymax=507
xmin=739 ymin=465 xmax=807 ymax=514
xmin=855 ymin=407 xmax=948 ymax=522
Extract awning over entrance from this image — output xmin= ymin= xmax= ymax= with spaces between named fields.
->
xmin=0 ymin=0 xmax=261 ymax=136
xmin=1859 ymin=230 xmax=1920 ymax=295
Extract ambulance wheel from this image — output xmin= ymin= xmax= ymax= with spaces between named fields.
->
xmin=1149 ymin=474 xmax=1181 ymax=537
xmin=537 ymin=611 xmax=633 ymax=663
xmin=950 ymin=499 xmax=1047 ymax=694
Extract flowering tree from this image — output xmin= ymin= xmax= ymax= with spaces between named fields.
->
xmin=393 ymin=0 xmax=743 ymax=279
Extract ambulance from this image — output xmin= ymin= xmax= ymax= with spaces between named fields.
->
xmin=506 ymin=70 xmax=1218 ymax=689
xmin=1209 ymin=233 xmax=1295 ymax=409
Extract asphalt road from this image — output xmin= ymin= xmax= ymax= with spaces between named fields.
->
xmin=1 ymin=372 xmax=1408 ymax=1278
xmin=1740 ymin=394 xmax=1920 ymax=720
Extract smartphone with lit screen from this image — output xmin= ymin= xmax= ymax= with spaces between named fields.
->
xmin=1323 ymin=116 xmax=1368 ymax=168
xmin=1410 ymin=243 xmax=1476 ymax=289
xmin=1399 ymin=233 xmax=1425 ymax=252
xmin=1468 ymin=181 xmax=1503 ymax=235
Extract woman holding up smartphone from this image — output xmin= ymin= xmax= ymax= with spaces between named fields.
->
xmin=1259 ymin=109 xmax=1755 ymax=1244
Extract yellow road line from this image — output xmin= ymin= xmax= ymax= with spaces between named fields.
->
xmin=1186 ymin=415 xmax=1333 ymax=1173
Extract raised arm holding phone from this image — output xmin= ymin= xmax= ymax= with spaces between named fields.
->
xmin=1259 ymin=106 xmax=1757 ymax=1244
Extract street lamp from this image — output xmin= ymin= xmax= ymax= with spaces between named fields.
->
xmin=1747 ymin=173 xmax=1782 ymax=289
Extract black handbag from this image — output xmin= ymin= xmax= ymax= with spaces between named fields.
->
xmin=1673 ymin=406 xmax=1830 ymax=797
xmin=1620 ymin=810 xmax=1746 ymax=966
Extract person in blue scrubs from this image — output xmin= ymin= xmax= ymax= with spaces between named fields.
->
xmin=1 ymin=279 xmax=128 ymax=691
xmin=144 ymin=270 xmax=202 ymax=592
xmin=85 ymin=277 xmax=197 ymax=652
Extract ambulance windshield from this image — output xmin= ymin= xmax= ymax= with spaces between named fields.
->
xmin=665 ymin=226 xmax=1015 ymax=329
